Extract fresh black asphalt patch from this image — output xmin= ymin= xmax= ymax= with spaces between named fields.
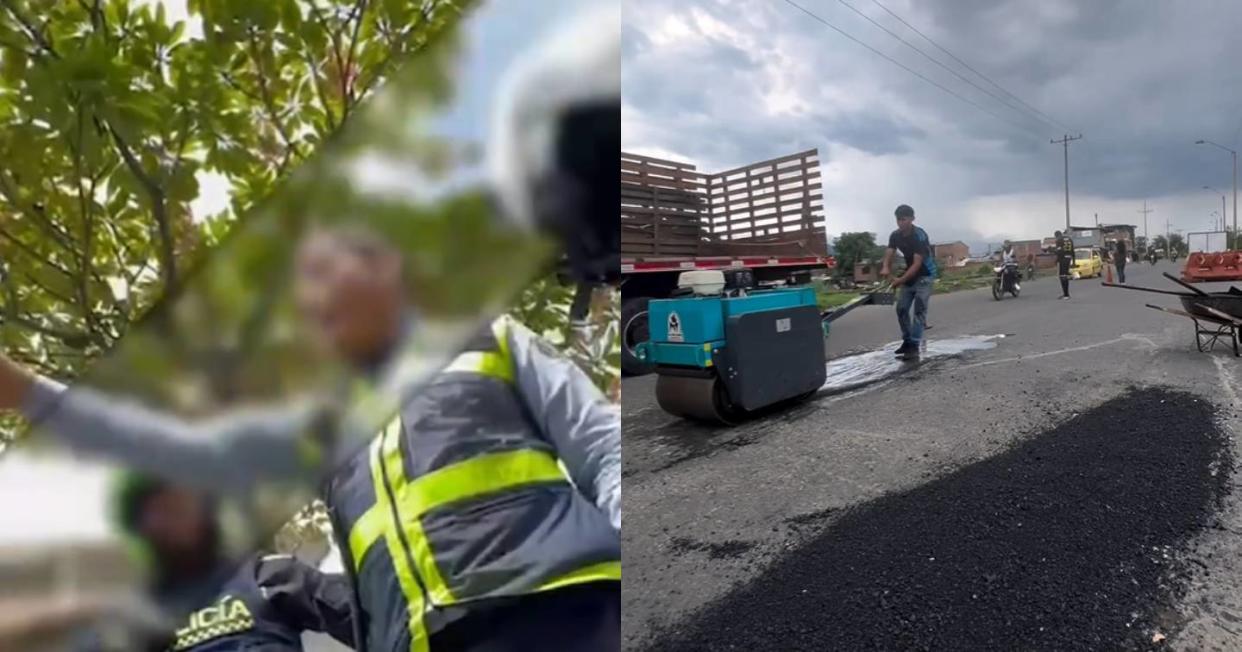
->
xmin=636 ymin=387 xmax=1232 ymax=651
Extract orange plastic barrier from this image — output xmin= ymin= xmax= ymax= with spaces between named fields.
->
xmin=1182 ymin=250 xmax=1242 ymax=282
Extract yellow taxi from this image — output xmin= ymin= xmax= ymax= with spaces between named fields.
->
xmin=1071 ymin=248 xmax=1103 ymax=279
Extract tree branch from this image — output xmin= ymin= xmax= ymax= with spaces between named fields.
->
xmin=0 ymin=0 xmax=58 ymax=58
xmin=99 ymin=116 xmax=177 ymax=288
xmin=342 ymin=0 xmax=369 ymax=111
xmin=71 ymin=108 xmax=101 ymax=337
xmin=300 ymin=47 xmax=338 ymax=131
xmin=0 ymin=225 xmax=78 ymax=280
xmin=306 ymin=0 xmax=348 ymax=109
xmin=245 ymin=27 xmax=301 ymax=174
xmin=0 ymin=171 xmax=80 ymax=255
xmin=0 ymin=312 xmax=97 ymax=349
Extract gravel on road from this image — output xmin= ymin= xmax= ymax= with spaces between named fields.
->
xmin=637 ymin=387 xmax=1232 ymax=652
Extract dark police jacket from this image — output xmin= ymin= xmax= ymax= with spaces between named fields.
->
xmin=167 ymin=554 xmax=354 ymax=651
xmin=73 ymin=554 xmax=354 ymax=652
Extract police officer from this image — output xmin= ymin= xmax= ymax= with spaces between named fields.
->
xmin=1055 ymin=230 xmax=1075 ymax=300
xmin=2 ymin=222 xmax=621 ymax=652
xmin=71 ymin=474 xmax=354 ymax=652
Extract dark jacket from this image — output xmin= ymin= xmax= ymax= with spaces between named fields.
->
xmin=73 ymin=555 xmax=353 ymax=652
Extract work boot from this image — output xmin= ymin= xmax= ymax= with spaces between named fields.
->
xmin=894 ymin=341 xmax=914 ymax=357
xmin=901 ymin=343 xmax=921 ymax=361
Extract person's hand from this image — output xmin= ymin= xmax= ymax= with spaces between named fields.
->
xmin=889 ymin=275 xmax=904 ymax=288
xmin=0 ymin=353 xmax=35 ymax=412
xmin=879 ymin=267 xmax=890 ymax=278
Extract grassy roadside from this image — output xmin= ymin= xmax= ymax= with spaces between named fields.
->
xmin=817 ymin=265 xmax=1024 ymax=307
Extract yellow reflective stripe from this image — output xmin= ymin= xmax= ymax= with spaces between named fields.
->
xmin=369 ymin=424 xmax=430 ymax=652
xmin=491 ymin=317 xmax=513 ymax=361
xmin=381 ymin=418 xmax=457 ymax=606
xmin=399 ymin=449 xmax=567 ymax=520
xmin=347 ymin=502 xmax=386 ymax=571
xmin=534 ymin=560 xmax=622 ymax=593
xmin=443 ymin=350 xmax=513 ymax=383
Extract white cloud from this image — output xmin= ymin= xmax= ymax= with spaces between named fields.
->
xmin=623 ymin=0 xmax=1242 ymax=250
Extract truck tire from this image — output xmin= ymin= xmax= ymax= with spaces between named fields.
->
xmin=622 ymin=296 xmax=656 ymax=376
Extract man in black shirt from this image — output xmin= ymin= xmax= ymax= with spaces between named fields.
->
xmin=880 ymin=204 xmax=937 ymax=361
xmin=1055 ymin=230 xmax=1074 ymax=299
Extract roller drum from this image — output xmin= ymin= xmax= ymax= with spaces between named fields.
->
xmin=655 ymin=374 xmax=740 ymax=425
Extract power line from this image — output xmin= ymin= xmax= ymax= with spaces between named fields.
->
xmin=869 ymin=0 xmax=1076 ymax=134
xmin=833 ymin=0 xmax=1060 ymax=133
xmin=780 ymin=0 xmax=1044 ymax=140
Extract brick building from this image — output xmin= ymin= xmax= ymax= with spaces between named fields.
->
xmin=933 ymin=241 xmax=970 ymax=267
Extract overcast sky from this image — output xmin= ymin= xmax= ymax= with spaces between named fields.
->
xmin=622 ymin=0 xmax=1242 ymax=252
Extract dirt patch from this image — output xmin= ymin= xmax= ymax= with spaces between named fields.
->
xmin=670 ymin=536 xmax=755 ymax=561
xmin=668 ymin=537 xmax=757 ymax=560
xmin=636 ymin=387 xmax=1232 ymax=651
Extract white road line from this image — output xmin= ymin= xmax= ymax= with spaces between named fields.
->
xmin=958 ymin=333 xmax=1159 ymax=369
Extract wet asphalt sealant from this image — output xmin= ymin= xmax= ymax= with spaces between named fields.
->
xmin=636 ymin=387 xmax=1232 ymax=651
xmin=623 ymin=336 xmax=1005 ymax=479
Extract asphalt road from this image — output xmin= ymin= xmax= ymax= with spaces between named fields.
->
xmin=622 ymin=261 xmax=1242 ymax=651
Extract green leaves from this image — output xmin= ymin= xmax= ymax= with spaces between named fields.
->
xmin=0 ymin=0 xmax=621 ymax=466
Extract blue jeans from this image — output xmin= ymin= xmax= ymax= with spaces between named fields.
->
xmin=896 ymin=276 xmax=933 ymax=345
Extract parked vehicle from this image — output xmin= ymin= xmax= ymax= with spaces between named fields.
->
xmin=1072 ymin=248 xmax=1103 ymax=279
xmin=621 ymin=150 xmax=834 ymax=376
xmin=992 ymin=261 xmax=1022 ymax=300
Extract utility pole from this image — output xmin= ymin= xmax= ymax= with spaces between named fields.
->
xmin=1051 ymin=134 xmax=1083 ymax=231
xmin=1138 ymin=201 xmax=1153 ymax=243
xmin=1094 ymin=212 xmax=1099 ymax=226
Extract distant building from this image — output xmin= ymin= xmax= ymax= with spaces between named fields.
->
xmin=1009 ymin=239 xmax=1043 ymax=261
xmin=932 ymin=241 xmax=969 ymax=267
xmin=853 ymin=259 xmax=881 ymax=284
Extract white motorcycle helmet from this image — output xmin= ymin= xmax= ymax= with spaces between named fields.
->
xmin=488 ymin=2 xmax=620 ymax=286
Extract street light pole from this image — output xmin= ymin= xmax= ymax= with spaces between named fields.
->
xmin=1052 ymin=134 xmax=1082 ymax=231
xmin=1204 ymin=186 xmax=1226 ymax=233
xmin=1196 ymin=139 xmax=1238 ymax=245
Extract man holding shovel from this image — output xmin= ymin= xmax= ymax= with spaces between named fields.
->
xmin=880 ymin=204 xmax=937 ymax=361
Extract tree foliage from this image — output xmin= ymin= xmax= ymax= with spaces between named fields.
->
xmin=0 ymin=0 xmax=621 ymax=451
xmin=832 ymin=231 xmax=879 ymax=274
xmin=0 ymin=0 xmax=457 ymax=384
xmin=1168 ymin=232 xmax=1185 ymax=255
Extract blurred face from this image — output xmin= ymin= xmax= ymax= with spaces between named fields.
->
xmin=896 ymin=216 xmax=915 ymax=234
xmin=137 ymin=487 xmax=211 ymax=559
xmin=294 ymin=230 xmax=405 ymax=364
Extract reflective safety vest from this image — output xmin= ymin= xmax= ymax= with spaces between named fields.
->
xmin=325 ymin=317 xmax=622 ymax=651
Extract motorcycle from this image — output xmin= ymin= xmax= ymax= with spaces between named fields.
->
xmin=1025 ymin=262 xmax=1036 ymax=280
xmin=992 ymin=261 xmax=1021 ymax=300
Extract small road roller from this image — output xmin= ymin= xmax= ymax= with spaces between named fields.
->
xmin=634 ymin=269 xmax=828 ymax=425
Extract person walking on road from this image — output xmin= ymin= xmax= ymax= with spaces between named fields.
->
xmin=880 ymin=204 xmax=937 ymax=361
xmin=1114 ymin=239 xmax=1128 ymax=284
xmin=1055 ymin=230 xmax=1074 ymax=299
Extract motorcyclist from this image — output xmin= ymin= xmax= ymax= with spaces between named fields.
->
xmin=996 ymin=240 xmax=1021 ymax=292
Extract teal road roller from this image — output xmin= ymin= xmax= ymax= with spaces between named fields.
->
xmin=634 ymin=269 xmax=828 ymax=424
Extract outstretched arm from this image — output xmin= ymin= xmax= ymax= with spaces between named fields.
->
xmin=0 ymin=356 xmax=324 ymax=494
